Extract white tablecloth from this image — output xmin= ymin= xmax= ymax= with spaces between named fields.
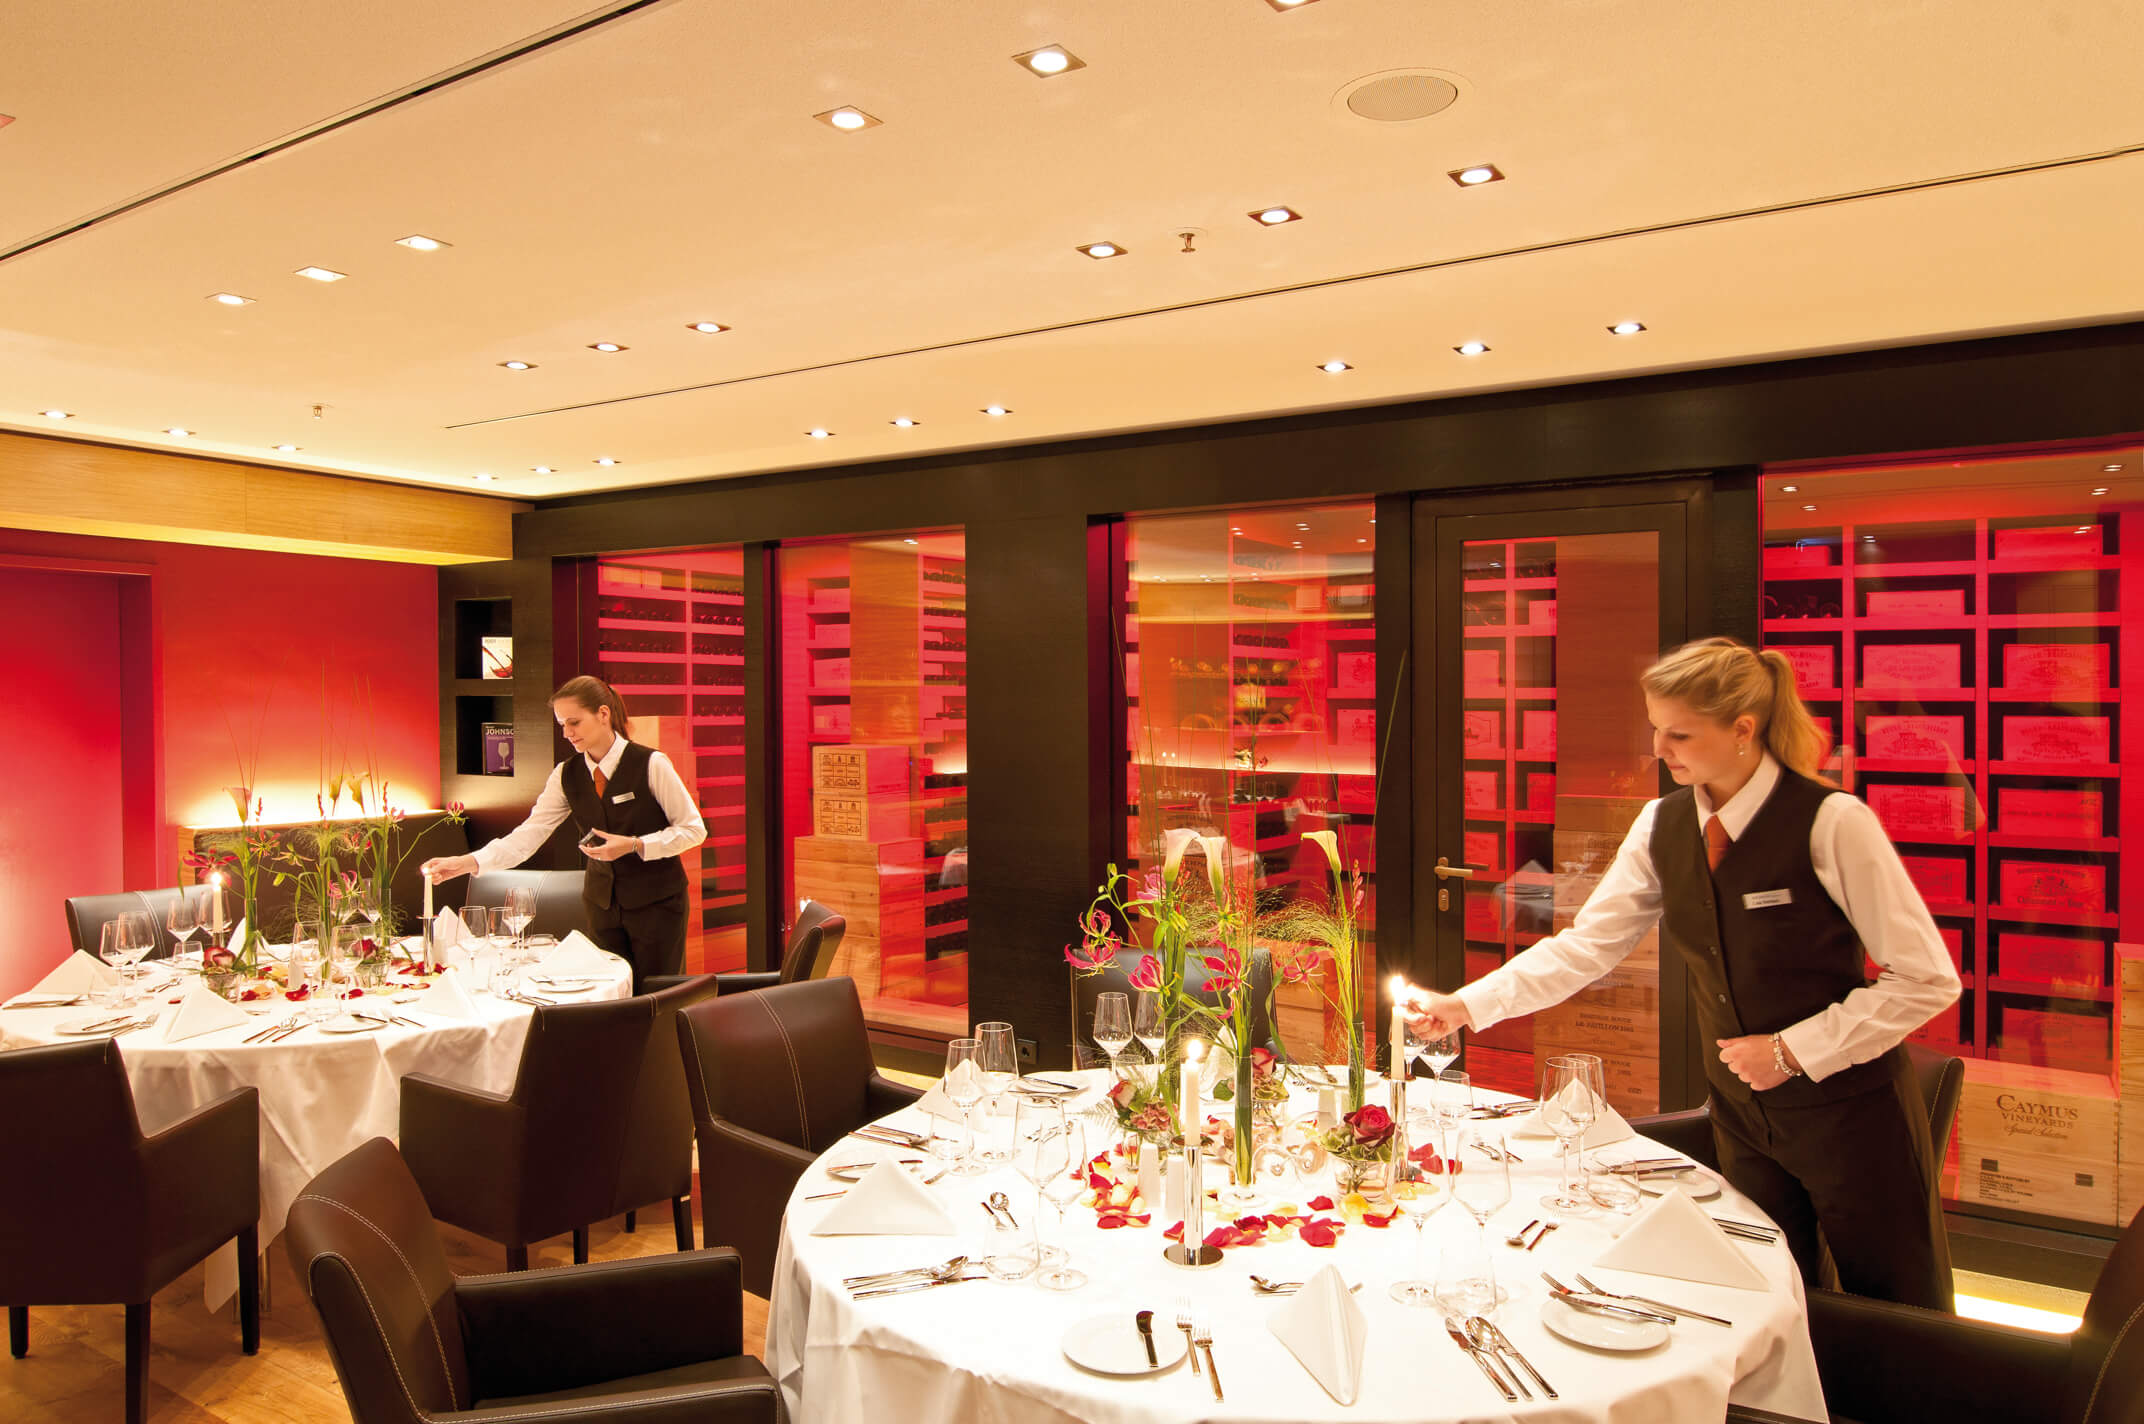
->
xmin=768 ymin=1077 xmax=1828 ymax=1423
xmin=0 ymin=951 xmax=633 ymax=1307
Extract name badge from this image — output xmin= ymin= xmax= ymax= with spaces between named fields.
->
xmin=1743 ymin=888 xmax=1793 ymax=910
xmin=610 ymin=790 xmax=636 ymax=804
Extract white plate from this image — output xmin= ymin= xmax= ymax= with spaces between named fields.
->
xmin=1062 ymin=1312 xmax=1189 ymax=1376
xmin=824 ymin=1159 xmax=924 ymax=1183
xmin=6 ymin=994 xmax=84 ymax=1009
xmin=1540 ymin=1296 xmax=1670 ymax=1352
xmin=318 ymin=1017 xmax=388 ymax=1035
xmin=527 ymin=976 xmax=603 ymax=992
xmin=1636 ymin=1167 xmax=1723 ymax=1201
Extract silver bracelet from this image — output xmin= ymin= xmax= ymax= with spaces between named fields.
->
xmin=1770 ymin=1033 xmax=1802 ymax=1078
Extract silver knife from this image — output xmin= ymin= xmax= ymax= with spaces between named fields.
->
xmin=1579 ymin=1281 xmax=1731 ymax=1328
xmin=852 ymin=1272 xmax=984 ymax=1299
xmin=1479 ymin=1318 xmax=1557 ymax=1399
xmin=1550 ymin=1289 xmax=1676 ymax=1324
xmin=1444 ymin=1320 xmax=1516 ymax=1400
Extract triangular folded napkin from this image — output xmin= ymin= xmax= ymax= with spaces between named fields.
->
xmin=29 ymin=950 xmax=122 ymax=998
xmin=1267 ymin=1264 xmax=1369 ymax=1405
xmin=810 ymin=1160 xmax=955 ymax=1236
xmin=1510 ymin=1095 xmax=1637 ymax=1147
xmin=1589 ymin=1185 xmax=1770 ymax=1291
xmin=915 ymin=1061 xmax=985 ymax=1123
xmin=163 ymin=984 xmax=254 ymax=1043
xmin=543 ymin=931 xmax=613 ymax=974
xmin=431 ymin=909 xmax=466 ymax=951
xmin=225 ymin=918 xmax=250 ymax=957
xmin=427 ymin=967 xmax=481 ymax=1021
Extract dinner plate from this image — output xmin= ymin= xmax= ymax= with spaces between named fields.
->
xmin=1061 ymin=1312 xmax=1189 ymax=1376
xmin=6 ymin=994 xmax=84 ymax=1009
xmin=824 ymin=1159 xmax=923 ymax=1183
xmin=1637 ymin=1166 xmax=1724 ymax=1201
xmin=527 ymin=976 xmax=604 ymax=992
xmin=1540 ymin=1296 xmax=1670 ymax=1352
xmin=318 ymin=1017 xmax=388 ymax=1035
xmin=1015 ymin=1075 xmax=1082 ymax=1096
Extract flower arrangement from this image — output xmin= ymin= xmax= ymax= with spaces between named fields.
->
xmin=1066 ymin=827 xmax=1209 ymax=1105
xmin=1102 ymin=1073 xmax=1179 ymax=1147
xmin=1321 ymin=1102 xmax=1400 ymax=1197
xmin=1263 ymin=830 xmax=1373 ymax=1111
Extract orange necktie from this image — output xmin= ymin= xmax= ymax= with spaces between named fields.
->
xmin=592 ymin=763 xmax=608 ymax=799
xmin=1705 ymin=816 xmax=1732 ymax=872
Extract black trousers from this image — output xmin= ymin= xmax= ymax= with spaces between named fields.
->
xmin=1707 ymin=1056 xmax=1954 ymax=1310
xmin=586 ymin=890 xmax=687 ymax=992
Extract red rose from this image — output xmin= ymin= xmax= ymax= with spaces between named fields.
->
xmin=1107 ymin=1077 xmax=1138 ymax=1108
xmin=1343 ymin=1104 xmax=1395 ymax=1149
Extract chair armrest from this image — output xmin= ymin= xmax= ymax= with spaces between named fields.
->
xmin=142 ymin=1085 xmax=261 ymax=1222
xmin=1627 ymin=1106 xmax=1718 ymax=1168
xmin=865 ymin=1074 xmax=925 ymax=1118
xmin=399 ymin=1074 xmax=526 ymax=1213
xmin=697 ymin=1114 xmax=818 ymax=1175
xmin=438 ymin=1373 xmax=780 ymax=1424
xmin=455 ymin=1249 xmax=747 ymax=1400
xmin=714 ymin=971 xmax=782 ymax=997
xmin=1808 ymin=1288 xmax=2068 ymax=1424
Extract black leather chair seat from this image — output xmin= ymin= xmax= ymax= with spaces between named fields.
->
xmin=478 ymin=1354 xmax=773 ymax=1409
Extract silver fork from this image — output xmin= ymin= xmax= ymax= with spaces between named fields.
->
xmin=1177 ymin=1308 xmax=1198 ymax=1375
xmin=1473 ymin=1316 xmax=1555 ymax=1398
xmin=1192 ymin=1318 xmax=1221 ymax=1401
xmin=244 ymin=1013 xmax=299 ymax=1044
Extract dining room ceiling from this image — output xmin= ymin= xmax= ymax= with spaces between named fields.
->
xmin=3 ymin=0 xmax=2141 ymax=502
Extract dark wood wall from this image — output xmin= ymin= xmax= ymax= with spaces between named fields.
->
xmin=447 ymin=320 xmax=2144 ymax=1058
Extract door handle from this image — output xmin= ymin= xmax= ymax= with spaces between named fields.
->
xmin=1433 ymin=858 xmax=1478 ymax=880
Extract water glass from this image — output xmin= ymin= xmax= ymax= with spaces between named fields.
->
xmin=1539 ymin=1053 xmax=1604 ymax=1216
xmin=942 ymin=1037 xmax=986 ymax=1177
xmin=1387 ymin=1151 xmax=1446 ymax=1306
xmin=291 ymin=921 xmax=333 ymax=1021
xmin=973 ymin=1021 xmax=1019 ymax=1166
xmin=503 ymin=886 xmax=537 ymax=955
xmin=1443 ymin=1123 xmax=1512 ymax=1312
xmin=1091 ymin=992 xmax=1132 ymax=1067
xmin=1034 ymin=1106 xmax=1089 ymax=1291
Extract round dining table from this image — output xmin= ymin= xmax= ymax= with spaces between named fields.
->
xmin=0 ymin=946 xmax=634 ymax=1308
xmin=767 ymin=1073 xmax=1829 ymax=1423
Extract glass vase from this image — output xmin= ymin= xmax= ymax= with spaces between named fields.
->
xmin=1332 ymin=1150 xmax=1393 ymax=1202
xmin=1219 ymin=1048 xmax=1263 ymax=1214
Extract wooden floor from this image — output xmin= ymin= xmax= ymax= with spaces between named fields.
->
xmin=1 ymin=1211 xmax=769 ymax=1423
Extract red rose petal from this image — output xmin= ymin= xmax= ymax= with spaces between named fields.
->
xmin=1164 ymin=1221 xmax=1185 ymax=1242
xmin=1299 ymin=1220 xmax=1338 ymax=1248
xmin=1308 ymin=1195 xmax=1335 ymax=1211
xmin=1361 ymin=1209 xmax=1398 ymax=1228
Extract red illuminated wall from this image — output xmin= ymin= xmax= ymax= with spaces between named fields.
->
xmin=0 ymin=529 xmax=438 ymax=993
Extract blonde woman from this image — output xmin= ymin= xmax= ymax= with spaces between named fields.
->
xmin=1406 ymin=637 xmax=1960 ymax=1307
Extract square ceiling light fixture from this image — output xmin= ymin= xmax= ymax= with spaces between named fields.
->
xmin=815 ymin=106 xmax=882 ymax=132
xmin=1262 ymin=0 xmax=1322 ymax=9
xmin=1013 ymin=45 xmax=1085 ymax=76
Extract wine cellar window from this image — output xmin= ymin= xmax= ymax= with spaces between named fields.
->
xmin=593 ymin=550 xmax=750 ymax=975
xmin=1761 ymin=442 xmax=2143 ymax=1237
xmin=1122 ymin=505 xmax=1376 ymax=1065
xmin=778 ymin=532 xmax=968 ymax=1037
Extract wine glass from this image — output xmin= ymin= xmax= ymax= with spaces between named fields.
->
xmin=96 ymin=920 xmax=131 ymax=1007
xmin=1440 ymin=1123 xmax=1513 ymax=1315
xmin=1033 ymin=1105 xmax=1089 ymax=1291
xmin=941 ymin=1037 xmax=986 ymax=1177
xmin=502 ymin=886 xmax=537 ymax=958
xmin=1011 ymin=1098 xmax=1074 ymax=1282
xmin=291 ymin=919 xmax=332 ymax=1022
xmin=114 ymin=911 xmax=155 ymax=1001
xmin=1539 ymin=1053 xmax=1604 ymax=1216
xmin=973 ymin=1021 xmax=1019 ymax=1167
xmin=1411 ymin=1023 xmax=1461 ymax=1081
xmin=457 ymin=905 xmax=490 ymax=976
xmin=1388 ymin=1146 xmax=1448 ymax=1306
xmin=1091 ymin=992 xmax=1132 ymax=1068
xmin=165 ymin=893 xmax=200 ymax=968
xmin=1431 ymin=1069 xmax=1474 ymax=1161
xmin=327 ymin=924 xmax=365 ymax=1027
xmin=1131 ymin=989 xmax=1165 ymax=1065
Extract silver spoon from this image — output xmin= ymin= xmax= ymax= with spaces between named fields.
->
xmin=987 ymin=1191 xmax=1017 ymax=1230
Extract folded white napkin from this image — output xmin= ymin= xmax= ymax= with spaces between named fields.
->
xmin=1509 ymin=1095 xmax=1637 ymax=1147
xmin=163 ymin=983 xmax=255 ymax=1043
xmin=431 ymin=908 xmax=465 ymax=950
xmin=1589 ymin=1184 xmax=1770 ymax=1290
xmin=1267 ymin=1264 xmax=1368 ymax=1405
xmin=226 ymin=917 xmax=249 ymax=955
xmin=542 ymin=931 xmax=613 ymax=975
xmin=30 ymin=950 xmax=122 ymax=997
xmin=915 ymin=1062 xmax=985 ymax=1123
xmin=427 ymin=967 xmax=481 ymax=1021
xmin=810 ymin=1159 xmax=955 ymax=1236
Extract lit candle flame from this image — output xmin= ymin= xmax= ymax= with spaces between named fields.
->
xmin=1184 ymin=1038 xmax=1203 ymax=1065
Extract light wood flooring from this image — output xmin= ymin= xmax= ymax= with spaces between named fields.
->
xmin=1 ymin=1209 xmax=768 ymax=1424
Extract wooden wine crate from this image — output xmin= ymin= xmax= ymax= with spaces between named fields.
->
xmin=1521 ymin=710 xmax=1557 ymax=756
xmin=2000 ymin=861 xmax=2106 ymax=912
xmin=1863 ymin=643 xmax=1961 ymax=689
xmin=1998 ymin=787 xmax=2104 ymax=840
xmin=811 ymin=795 xmax=917 ymax=841
xmin=1463 ymin=770 xmax=1499 ymax=811
xmin=2117 ymin=945 xmax=2144 ymax=1225
xmin=1994 ymin=525 xmax=2101 ymax=560
xmin=1866 ymin=588 xmax=1966 ymax=618
xmin=1997 ymin=931 xmax=2105 ymax=990
xmin=1953 ymin=1060 xmax=2119 ymax=1226
xmin=2006 ymin=642 xmax=2110 ymax=693
xmin=2004 ymin=716 xmax=2111 ymax=765
xmin=1867 ymin=783 xmax=1969 ymax=841
xmin=1764 ymin=545 xmax=1833 ymax=574
xmin=1463 ymin=830 xmax=1502 ymax=874
xmin=1463 ymin=709 xmax=1502 ymax=752
xmin=810 ymin=743 xmax=915 ymax=795
xmin=790 ymin=835 xmax=927 ymax=996
xmin=1865 ymin=715 xmax=1966 ymax=761
xmin=1900 ymin=854 xmax=1969 ymax=905
xmin=1996 ymin=1005 xmax=2112 ymax=1077
xmin=1777 ymin=644 xmax=1834 ymax=692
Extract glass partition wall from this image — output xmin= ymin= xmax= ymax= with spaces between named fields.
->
xmin=1122 ymin=504 xmax=1378 ymax=1065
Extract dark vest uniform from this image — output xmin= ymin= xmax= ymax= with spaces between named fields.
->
xmin=1649 ymin=766 xmax=1952 ymax=1309
xmin=560 ymin=741 xmax=688 ymax=986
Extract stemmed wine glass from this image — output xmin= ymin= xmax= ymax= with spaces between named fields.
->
xmin=1410 ymin=1023 xmax=1461 ymax=1080
xmin=1431 ymin=1070 xmax=1474 ymax=1163
xmin=941 ymin=1037 xmax=986 ymax=1178
xmin=327 ymin=924 xmax=365 ymax=1028
xmin=1540 ymin=1053 xmax=1604 ymax=1216
xmin=973 ymin=1022 xmax=1019 ymax=1167
xmin=164 ymin=894 xmax=201 ymax=971
xmin=1388 ymin=1141 xmax=1449 ymax=1306
xmin=1029 ymin=1102 xmax=1089 ymax=1291
xmin=1091 ymin=992 xmax=1131 ymax=1069
xmin=291 ymin=919 xmax=332 ymax=1022
xmin=1131 ymin=989 xmax=1166 ymax=1066
xmin=99 ymin=917 xmax=151 ymax=1006
xmin=502 ymin=886 xmax=537 ymax=961
xmin=457 ymin=905 xmax=491 ymax=979
xmin=1438 ymin=1123 xmax=1513 ymax=1317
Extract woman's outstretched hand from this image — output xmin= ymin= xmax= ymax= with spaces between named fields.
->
xmin=1401 ymin=988 xmax=1475 ymax=1039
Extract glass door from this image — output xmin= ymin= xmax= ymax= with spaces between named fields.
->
xmin=1414 ymin=491 xmax=1697 ymax=1116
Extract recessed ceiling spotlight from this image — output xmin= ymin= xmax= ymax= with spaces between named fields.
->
xmin=294 ymin=266 xmax=346 ymax=282
xmin=395 ymin=234 xmax=450 ymax=251
xmin=1448 ymin=163 xmax=1505 ymax=186
xmin=272 ymin=443 xmax=299 ymax=452
xmin=1319 ymin=360 xmax=1352 ymax=374
xmin=594 ymin=456 xmax=619 ymax=466
xmin=816 ymin=106 xmax=881 ymax=132
xmin=1013 ymin=44 xmax=1085 ymax=76
xmin=532 ymin=465 xmax=553 ymax=474
xmin=473 ymin=472 xmax=496 ymax=483
xmin=1295 ymin=523 xmax=1310 ymax=530
xmin=1454 ymin=341 xmax=1490 ymax=356
xmin=1357 ymin=537 xmax=1368 ymax=543
xmin=1291 ymin=541 xmax=1303 ymax=547
xmin=208 ymin=292 xmax=254 ymax=306
xmin=41 ymin=409 xmax=70 ymax=419
xmin=2104 ymin=463 xmax=2125 ymax=472
xmin=1802 ymin=504 xmax=1817 ymax=512
xmin=890 ymin=417 xmax=919 ymax=428
xmin=903 ymin=537 xmax=920 ymax=545
xmin=1779 ymin=484 xmax=1799 ymax=493
xmin=807 ymin=428 xmax=833 ymax=439
xmin=2091 ymin=487 xmax=2110 ymax=496
xmin=2076 ymin=526 xmax=2093 ymax=535
xmin=1262 ymin=0 xmax=1322 ymax=10
xmin=1608 ymin=320 xmax=1647 ymax=336
xmin=498 ymin=360 xmax=536 ymax=370
xmin=982 ymin=404 xmax=1011 ymax=416
xmin=687 ymin=321 xmax=728 ymax=334
xmin=165 ymin=427 xmax=192 ymax=437
xmin=1076 ymin=241 xmax=1126 ymax=259
xmin=588 ymin=342 xmax=627 ymax=353
xmin=1251 ymin=205 xmax=1303 ymax=226
xmin=1231 ymin=527 xmax=1244 ymax=534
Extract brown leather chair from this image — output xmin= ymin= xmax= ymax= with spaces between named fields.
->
xmin=465 ymin=868 xmax=589 ymax=939
xmin=1 ymin=1039 xmax=260 ymax=1424
xmin=677 ymin=976 xmax=923 ymax=1296
xmin=1628 ymin=1041 xmax=1964 ymax=1170
xmin=400 ymin=994 xmax=653 ymax=1271
xmin=680 ymin=900 xmax=848 ymax=999
xmin=64 ymin=888 xmax=190 ymax=961
xmin=287 ymin=1138 xmax=779 ymax=1424
xmin=611 ymin=974 xmax=724 ymax=1248
xmin=1796 ymin=1203 xmax=2144 ymax=1424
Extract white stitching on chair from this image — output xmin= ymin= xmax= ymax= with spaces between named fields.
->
xmin=746 ymin=994 xmax=811 ymax=1151
xmin=294 ymin=1191 xmax=458 ymax=1405
xmin=310 ymin=1250 xmax=433 ymax=1420
xmin=2080 ymin=1298 xmax=2144 ymax=1424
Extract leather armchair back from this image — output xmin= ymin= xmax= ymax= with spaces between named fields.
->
xmin=65 ymin=889 xmax=188 ymax=961
xmin=0 ymin=1040 xmax=150 ymax=1301
xmin=287 ymin=1137 xmax=474 ymax=1421
xmin=612 ymin=974 xmax=723 ymax=1216
xmin=509 ymin=996 xmax=656 ymax=1233
xmin=465 ymin=869 xmax=590 ymax=939
xmin=1069 ymin=947 xmax=1277 ymax=1059
xmin=1906 ymin=1042 xmax=1964 ymax=1160
xmin=678 ymin=977 xmax=878 ymax=1154
xmin=780 ymin=903 xmax=847 ymax=984
xmin=2066 ymin=1206 xmax=2144 ymax=1424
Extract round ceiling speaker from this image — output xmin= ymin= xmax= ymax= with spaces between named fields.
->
xmin=1339 ymin=71 xmax=1460 ymax=123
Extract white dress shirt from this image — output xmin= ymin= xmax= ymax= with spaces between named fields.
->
xmin=1454 ymin=752 xmax=1962 ymax=1083
xmin=470 ymin=735 xmax=706 ymax=873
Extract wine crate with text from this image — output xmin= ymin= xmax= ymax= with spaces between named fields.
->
xmin=1953 ymin=1060 xmax=2119 ymax=1227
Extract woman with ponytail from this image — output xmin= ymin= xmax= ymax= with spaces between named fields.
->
xmin=1406 ymin=636 xmax=1961 ymax=1308
xmin=422 ymin=675 xmax=705 ymax=989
